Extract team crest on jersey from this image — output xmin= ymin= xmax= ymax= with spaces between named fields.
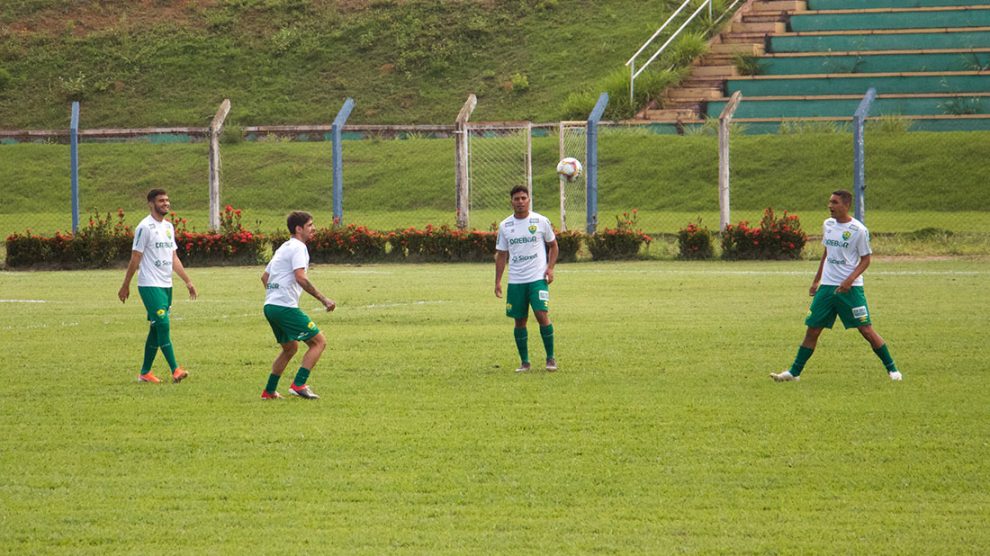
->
xmin=307 ymin=321 xmax=316 ymax=329
xmin=156 ymin=309 xmax=166 ymax=317
xmin=842 ymin=231 xmax=851 ymax=241
xmin=528 ymin=225 xmax=537 ymax=234
xmin=166 ymin=229 xmax=172 ymax=239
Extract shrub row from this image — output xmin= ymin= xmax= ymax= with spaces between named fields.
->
xmin=677 ymin=208 xmax=808 ymax=260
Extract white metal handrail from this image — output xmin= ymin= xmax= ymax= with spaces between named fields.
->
xmin=626 ymin=0 xmax=744 ymax=104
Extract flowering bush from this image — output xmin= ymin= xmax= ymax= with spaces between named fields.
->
xmin=389 ymin=224 xmax=496 ymax=262
xmin=586 ymin=210 xmax=652 ymax=260
xmin=677 ymin=220 xmax=714 ymax=260
xmin=5 ymin=209 xmax=133 ymax=268
xmin=554 ymin=229 xmax=584 ymax=262
xmin=721 ymin=207 xmax=807 ymax=260
xmin=172 ymin=205 xmax=266 ymax=265
xmin=307 ymin=224 xmax=388 ymax=262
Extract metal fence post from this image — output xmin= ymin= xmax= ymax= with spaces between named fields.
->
xmin=718 ymin=91 xmax=742 ymax=232
xmin=853 ymin=88 xmax=877 ymax=223
xmin=586 ymin=93 xmax=609 ymax=234
xmin=331 ymin=98 xmax=355 ymax=226
xmin=70 ymin=101 xmax=80 ymax=233
xmin=454 ymin=95 xmax=477 ymax=229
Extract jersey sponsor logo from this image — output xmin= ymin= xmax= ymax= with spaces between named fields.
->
xmin=307 ymin=321 xmax=316 ymax=329
xmin=824 ymin=239 xmax=849 ymax=248
xmin=153 ymin=259 xmax=173 ymax=268
xmin=505 ymin=221 xmax=514 ymax=228
xmin=266 ymin=283 xmax=280 ymax=289
xmin=509 ymin=236 xmax=538 ymax=245
xmin=842 ymin=231 xmax=852 ymax=241
xmin=529 ymin=218 xmax=539 ymax=224
xmin=528 ymin=225 xmax=537 ymax=234
xmin=538 ymin=290 xmax=549 ymax=301
xmin=826 ymin=257 xmax=847 ymax=265
xmin=511 ymin=253 xmax=538 ymax=264
xmin=851 ymin=306 xmax=869 ymax=321
xmin=155 ymin=308 xmax=166 ymax=317
xmin=155 ymin=241 xmax=174 ymax=248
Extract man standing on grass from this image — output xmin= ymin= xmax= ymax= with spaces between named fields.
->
xmin=260 ymin=211 xmax=335 ymax=400
xmin=118 ymin=188 xmax=197 ymax=384
xmin=495 ymin=185 xmax=559 ymax=372
xmin=772 ymin=189 xmax=902 ymax=382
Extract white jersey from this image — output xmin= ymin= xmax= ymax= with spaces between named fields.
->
xmin=820 ymin=217 xmax=872 ymax=286
xmin=264 ymin=238 xmax=310 ymax=308
xmin=495 ymin=211 xmax=556 ymax=284
xmin=132 ymin=215 xmax=177 ymax=288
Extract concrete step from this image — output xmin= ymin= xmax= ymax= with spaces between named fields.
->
xmin=710 ymin=42 xmax=766 ymax=55
xmin=667 ymin=88 xmax=725 ymax=101
xmin=750 ymin=0 xmax=808 ymax=13
xmin=642 ymin=108 xmax=701 ymax=121
xmin=691 ymin=65 xmax=740 ymax=78
xmin=732 ymin=21 xmax=787 ymax=34
xmin=722 ymin=32 xmax=774 ymax=43
xmin=743 ymin=13 xmax=790 ymax=23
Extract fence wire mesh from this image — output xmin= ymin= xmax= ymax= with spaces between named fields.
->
xmin=465 ymin=122 xmax=532 ymax=230
xmin=558 ymin=122 xmax=588 ymax=232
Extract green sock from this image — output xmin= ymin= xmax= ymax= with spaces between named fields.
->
xmin=293 ymin=367 xmax=311 ymax=387
xmin=873 ymin=344 xmax=898 ymax=373
xmin=141 ymin=325 xmax=157 ymax=373
xmin=540 ymin=324 xmax=554 ymax=360
xmin=789 ymin=345 xmax=814 ymax=377
xmin=155 ymin=317 xmax=179 ymax=371
xmin=265 ymin=373 xmax=281 ymax=394
xmin=513 ymin=327 xmax=529 ymax=364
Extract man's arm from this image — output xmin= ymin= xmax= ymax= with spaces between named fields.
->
xmin=494 ymin=250 xmax=508 ymax=298
xmin=293 ymin=268 xmax=335 ymax=311
xmin=837 ymin=254 xmax=871 ymax=293
xmin=545 ymin=240 xmax=558 ymax=284
xmin=261 ymin=271 xmax=270 ymax=288
xmin=118 ymin=250 xmax=143 ymax=303
xmin=809 ymin=251 xmax=826 ymax=296
xmin=171 ymin=251 xmax=198 ymax=300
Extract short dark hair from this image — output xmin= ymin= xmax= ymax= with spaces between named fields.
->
xmin=147 ymin=188 xmax=167 ymax=202
xmin=287 ymin=211 xmax=313 ymax=235
xmin=832 ymin=189 xmax=853 ymax=206
xmin=509 ymin=185 xmax=529 ymax=198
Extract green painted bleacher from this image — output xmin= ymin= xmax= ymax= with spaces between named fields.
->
xmin=790 ymin=8 xmax=990 ymax=32
xmin=759 ymin=50 xmax=990 ymax=75
xmin=707 ymin=94 xmax=990 ymax=118
xmin=727 ymin=72 xmax=989 ymax=96
xmin=770 ymin=29 xmax=990 ymax=53
xmin=808 ymin=0 xmax=982 ymax=9
xmin=728 ymin=117 xmax=990 ymax=133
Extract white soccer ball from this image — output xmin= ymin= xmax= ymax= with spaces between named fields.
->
xmin=556 ymin=157 xmax=583 ymax=182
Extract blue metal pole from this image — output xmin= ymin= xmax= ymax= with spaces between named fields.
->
xmin=331 ymin=98 xmax=355 ymax=226
xmin=586 ymin=93 xmax=609 ymax=234
xmin=853 ymin=88 xmax=876 ymax=223
xmin=70 ymin=101 xmax=80 ymax=233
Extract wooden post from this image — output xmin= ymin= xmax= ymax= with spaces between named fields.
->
xmin=454 ymin=94 xmax=477 ymax=230
xmin=718 ymin=91 xmax=742 ymax=233
xmin=208 ymin=99 xmax=231 ymax=231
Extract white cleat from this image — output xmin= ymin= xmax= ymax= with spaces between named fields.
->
xmin=770 ymin=370 xmax=799 ymax=382
xmin=515 ymin=363 xmax=532 ymax=373
xmin=889 ymin=371 xmax=903 ymax=381
xmin=289 ymin=384 xmax=320 ymax=399
xmin=545 ymin=358 xmax=557 ymax=372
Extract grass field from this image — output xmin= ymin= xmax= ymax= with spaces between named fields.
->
xmin=1 ymin=259 xmax=988 ymax=553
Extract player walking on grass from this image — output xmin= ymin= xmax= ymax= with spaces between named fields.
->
xmin=260 ymin=211 xmax=335 ymax=400
xmin=118 ymin=189 xmax=197 ymax=384
xmin=772 ymin=190 xmax=902 ymax=382
xmin=495 ymin=185 xmax=559 ymax=372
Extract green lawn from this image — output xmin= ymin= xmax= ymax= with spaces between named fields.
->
xmin=1 ymin=260 xmax=988 ymax=553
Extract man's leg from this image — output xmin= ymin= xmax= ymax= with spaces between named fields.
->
xmin=265 ymin=342 xmax=298 ymax=395
xmin=287 ymin=333 xmax=326 ymax=399
xmin=773 ymin=327 xmax=823 ymax=381
xmin=858 ymin=325 xmax=901 ymax=379
xmin=514 ymin=317 xmax=530 ymax=371
xmin=140 ymin=324 xmax=157 ymax=374
xmin=534 ymin=310 xmax=555 ymax=370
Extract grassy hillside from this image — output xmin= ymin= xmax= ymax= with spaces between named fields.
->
xmin=0 ymin=0 xmax=699 ymax=128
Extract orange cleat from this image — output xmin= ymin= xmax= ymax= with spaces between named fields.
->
xmin=172 ymin=368 xmax=189 ymax=383
xmin=138 ymin=372 xmax=161 ymax=384
xmin=261 ymin=390 xmax=284 ymax=400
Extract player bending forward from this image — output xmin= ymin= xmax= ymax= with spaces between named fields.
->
xmin=260 ymin=211 xmax=335 ymax=400
xmin=771 ymin=190 xmax=902 ymax=382
xmin=495 ymin=185 xmax=559 ymax=372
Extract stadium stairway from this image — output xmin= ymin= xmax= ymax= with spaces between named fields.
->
xmin=638 ymin=0 xmax=990 ymax=132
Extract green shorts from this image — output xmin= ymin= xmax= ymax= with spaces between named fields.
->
xmin=805 ymin=285 xmax=872 ymax=329
xmin=264 ymin=304 xmax=320 ymax=344
xmin=505 ymin=280 xmax=550 ymax=319
xmin=138 ymin=286 xmax=172 ymax=322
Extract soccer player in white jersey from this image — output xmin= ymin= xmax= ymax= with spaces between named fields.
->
xmin=772 ymin=190 xmax=902 ymax=382
xmin=118 ymin=189 xmax=198 ymax=384
xmin=260 ymin=211 xmax=336 ymax=400
xmin=495 ymin=185 xmax=559 ymax=372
